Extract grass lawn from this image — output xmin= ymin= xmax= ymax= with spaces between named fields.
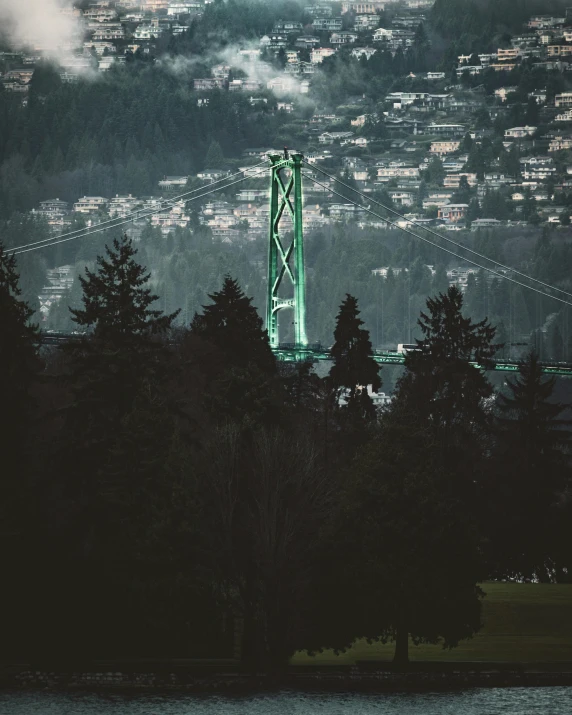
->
xmin=291 ymin=582 xmax=572 ymax=666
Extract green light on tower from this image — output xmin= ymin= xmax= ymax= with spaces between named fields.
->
xmin=266 ymin=152 xmax=308 ymax=349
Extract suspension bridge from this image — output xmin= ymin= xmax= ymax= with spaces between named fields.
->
xmin=13 ymin=151 xmax=572 ymax=377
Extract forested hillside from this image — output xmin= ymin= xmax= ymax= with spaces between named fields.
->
xmin=431 ymin=0 xmax=569 ymax=39
xmin=0 ymin=68 xmax=290 ymax=216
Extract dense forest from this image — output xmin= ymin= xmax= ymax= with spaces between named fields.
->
xmin=1 ymin=236 xmax=571 ymax=668
xmin=431 ymin=0 xmax=570 ymax=41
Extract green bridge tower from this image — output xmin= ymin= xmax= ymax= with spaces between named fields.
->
xmin=266 ymin=152 xmax=308 ymax=349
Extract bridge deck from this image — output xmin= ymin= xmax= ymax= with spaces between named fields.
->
xmin=38 ymin=334 xmax=572 ymax=377
xmin=274 ymin=347 xmax=572 ymax=377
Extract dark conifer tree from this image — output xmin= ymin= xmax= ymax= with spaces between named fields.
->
xmin=46 ymin=237 xmax=180 ymax=654
xmin=305 ymin=398 xmax=484 ymax=669
xmin=489 ymin=352 xmax=571 ymax=581
xmin=550 ymin=323 xmax=564 ymax=362
xmin=190 ymin=275 xmax=277 ymax=423
xmin=204 ymin=140 xmax=225 ymax=169
xmin=68 ymin=235 xmax=178 ymax=433
xmin=0 ymin=245 xmax=39 ymax=523
xmin=0 ymin=245 xmax=41 ymax=657
xmin=396 ymin=286 xmax=497 ymax=504
xmin=191 ymin=275 xmax=276 ymax=376
xmin=329 ymin=293 xmax=381 ymax=420
xmin=399 ymin=286 xmax=497 ymax=431
xmin=0 ymin=244 xmax=40 ymax=575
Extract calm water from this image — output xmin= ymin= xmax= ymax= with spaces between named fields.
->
xmin=1 ymin=688 xmax=571 ymax=715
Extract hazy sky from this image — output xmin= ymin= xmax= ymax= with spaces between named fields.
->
xmin=0 ymin=0 xmax=82 ymax=54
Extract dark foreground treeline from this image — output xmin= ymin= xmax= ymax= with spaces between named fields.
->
xmin=1 ymin=237 xmax=571 ymax=670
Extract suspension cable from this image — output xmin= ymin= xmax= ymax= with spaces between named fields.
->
xmin=304 ymin=161 xmax=572 ymax=300
xmin=302 ymin=171 xmax=572 ymax=308
xmin=12 ymin=169 xmax=267 ymax=255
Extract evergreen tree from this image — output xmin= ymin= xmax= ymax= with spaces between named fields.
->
xmin=60 ymin=236 xmax=178 ymax=541
xmin=499 ymin=146 xmax=520 ymax=178
xmin=453 ymin=175 xmax=472 ymax=205
xmin=549 ymin=322 xmax=564 ymax=361
xmin=396 ymin=286 xmax=497 ymax=501
xmin=460 ymin=132 xmax=473 ymax=153
xmin=307 ymin=402 xmax=484 ymax=668
xmin=431 ymin=264 xmax=449 ymax=295
xmin=489 ymin=353 xmax=571 ymax=581
xmin=465 ymin=144 xmax=487 ymax=180
xmin=47 ymin=237 xmax=180 ymax=654
xmin=191 ymin=275 xmax=277 ymax=423
xmin=191 ymin=275 xmax=275 ymax=376
xmin=0 ymin=246 xmax=43 ymax=657
xmin=0 ymin=244 xmax=40 ymax=530
xmin=525 ymin=96 xmax=540 ymax=126
xmin=424 ymin=156 xmax=445 ymax=185
xmin=69 ymin=236 xmax=177 ymax=412
xmin=329 ymin=294 xmax=381 ymax=420
xmin=466 ymin=197 xmax=482 ymax=226
xmin=204 ymin=140 xmax=225 ymax=169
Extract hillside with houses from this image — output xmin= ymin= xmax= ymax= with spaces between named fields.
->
xmin=2 ymin=0 xmax=572 ymax=356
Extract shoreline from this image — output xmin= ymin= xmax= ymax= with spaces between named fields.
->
xmin=3 ymin=667 xmax=572 ymax=693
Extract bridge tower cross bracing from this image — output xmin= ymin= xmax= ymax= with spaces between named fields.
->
xmin=266 ymin=152 xmax=308 ymax=349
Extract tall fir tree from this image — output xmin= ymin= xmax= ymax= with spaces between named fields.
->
xmin=67 ymin=236 xmax=178 ymax=433
xmin=204 ymin=140 xmax=225 ymax=169
xmin=191 ymin=275 xmax=275 ymax=376
xmin=0 ymin=244 xmax=40 ymax=618
xmin=489 ymin=352 xmax=571 ymax=581
xmin=191 ymin=275 xmax=277 ymax=423
xmin=0 ymin=245 xmax=42 ymax=656
xmin=329 ymin=293 xmax=381 ymax=421
xmin=55 ymin=237 xmax=179 ymax=614
xmin=304 ymin=400 xmax=484 ymax=669
xmin=395 ymin=286 xmax=497 ymax=503
xmin=35 ymin=237 xmax=184 ymax=656
xmin=400 ymin=286 xmax=496 ymax=428
xmin=0 ymin=245 xmax=39 ymax=524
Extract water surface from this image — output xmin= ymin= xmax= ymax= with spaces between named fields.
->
xmin=1 ymin=687 xmax=571 ymax=714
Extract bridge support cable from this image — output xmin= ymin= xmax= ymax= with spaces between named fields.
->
xmin=301 ymin=171 xmax=572 ymax=309
xmin=266 ymin=152 xmax=307 ymax=349
xmin=303 ymin=161 xmax=572 ymax=302
xmin=11 ymin=164 xmax=269 ymax=255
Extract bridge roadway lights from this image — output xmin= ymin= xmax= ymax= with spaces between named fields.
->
xmin=271 ymin=347 xmax=572 ymax=377
xmin=38 ymin=335 xmax=572 ymax=376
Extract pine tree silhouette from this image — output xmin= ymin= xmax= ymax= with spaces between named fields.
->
xmin=0 ymin=244 xmax=40 ymax=531
xmin=192 ymin=275 xmax=275 ymax=376
xmin=329 ymin=293 xmax=381 ymax=420
xmin=62 ymin=236 xmax=179 ymax=533
xmin=491 ymin=352 xmax=571 ymax=581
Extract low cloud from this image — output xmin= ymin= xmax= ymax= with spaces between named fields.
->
xmin=161 ymin=42 xmax=306 ymax=98
xmin=0 ymin=0 xmax=83 ymax=64
xmin=218 ymin=43 xmax=304 ymax=96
